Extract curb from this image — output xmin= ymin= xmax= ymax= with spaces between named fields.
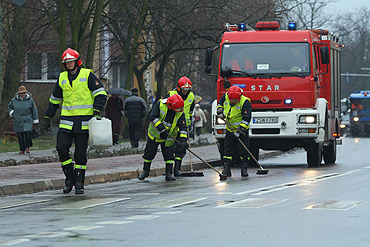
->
xmin=0 ymin=151 xmax=282 ymax=197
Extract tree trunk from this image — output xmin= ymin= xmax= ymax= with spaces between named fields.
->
xmin=86 ymin=0 xmax=104 ymax=69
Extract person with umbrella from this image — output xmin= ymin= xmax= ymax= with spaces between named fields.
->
xmin=105 ymin=93 xmax=124 ymax=145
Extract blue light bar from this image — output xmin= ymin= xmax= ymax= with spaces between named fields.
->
xmin=238 ymin=23 xmax=246 ymax=31
xmin=288 ymin=22 xmax=296 ymax=30
xmin=285 ymin=99 xmax=293 ymax=104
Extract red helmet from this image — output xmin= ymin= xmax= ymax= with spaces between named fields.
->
xmin=177 ymin=76 xmax=192 ymax=91
xmin=62 ymin=48 xmax=82 ymax=66
xmin=228 ymin=86 xmax=243 ymax=103
xmin=167 ymin=94 xmax=184 ymax=112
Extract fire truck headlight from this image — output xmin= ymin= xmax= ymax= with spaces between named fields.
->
xmin=284 ymin=99 xmax=292 ymax=104
xmin=354 ymin=117 xmax=360 ymax=122
xmin=299 ymin=115 xmax=317 ymax=124
xmin=216 ymin=117 xmax=226 ymax=125
xmin=340 ymin=124 xmax=346 ymax=128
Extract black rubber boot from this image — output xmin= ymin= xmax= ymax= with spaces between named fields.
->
xmin=221 ymin=159 xmax=232 ymax=177
xmin=174 ymin=160 xmax=182 ymax=177
xmin=241 ymin=160 xmax=249 ymax=177
xmin=138 ymin=162 xmax=151 ymax=180
xmin=165 ymin=163 xmax=176 ymax=181
xmin=62 ymin=163 xmax=74 ymax=194
xmin=74 ymin=169 xmax=86 ymax=194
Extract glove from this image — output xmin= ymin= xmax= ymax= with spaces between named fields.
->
xmin=180 ymin=137 xmax=189 ymax=149
xmin=94 ymin=109 xmax=102 ymax=120
xmin=234 ymin=126 xmax=247 ymax=138
xmin=44 ymin=116 xmax=52 ymax=132
xmin=160 ymin=129 xmax=168 ymax=140
xmin=216 ymin=107 xmax=224 ymax=118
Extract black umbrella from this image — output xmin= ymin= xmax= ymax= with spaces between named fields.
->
xmin=106 ymin=88 xmax=132 ymax=96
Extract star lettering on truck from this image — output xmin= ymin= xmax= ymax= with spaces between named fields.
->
xmin=251 ymin=85 xmax=280 ymax=91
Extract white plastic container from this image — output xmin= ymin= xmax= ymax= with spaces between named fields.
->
xmin=88 ymin=117 xmax=112 ymax=148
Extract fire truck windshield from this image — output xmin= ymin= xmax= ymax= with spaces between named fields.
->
xmin=221 ymin=42 xmax=310 ymax=77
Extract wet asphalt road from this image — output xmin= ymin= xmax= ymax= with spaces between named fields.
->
xmin=0 ymin=136 xmax=369 ymax=247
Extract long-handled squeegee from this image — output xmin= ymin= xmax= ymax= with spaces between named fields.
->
xmin=180 ymin=127 xmax=204 ymax=177
xmin=224 ymin=119 xmax=269 ymax=175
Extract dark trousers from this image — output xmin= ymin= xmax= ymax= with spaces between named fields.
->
xmin=196 ymin=127 xmax=202 ymax=136
xmin=57 ymin=131 xmax=89 ymax=166
xmin=142 ymin=138 xmax=174 ymax=162
xmin=17 ymin=131 xmax=32 ymax=151
xmin=128 ymin=122 xmax=142 ymax=142
xmin=174 ymin=133 xmax=186 ymax=160
xmin=223 ymin=130 xmax=250 ymax=160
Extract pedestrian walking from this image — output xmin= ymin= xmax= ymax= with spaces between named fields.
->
xmin=43 ymin=48 xmax=107 ymax=194
xmin=193 ymin=104 xmax=207 ymax=138
xmin=138 ymin=94 xmax=188 ymax=181
xmin=8 ymin=86 xmax=39 ymax=154
xmin=165 ymin=76 xmax=195 ymax=176
xmin=123 ymin=88 xmax=147 ymax=148
xmin=105 ymin=94 xmax=124 ymax=145
xmin=216 ymin=85 xmax=252 ymax=177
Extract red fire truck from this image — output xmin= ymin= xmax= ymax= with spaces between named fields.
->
xmin=205 ymin=21 xmax=342 ymax=167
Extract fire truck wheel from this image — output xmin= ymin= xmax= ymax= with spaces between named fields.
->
xmin=306 ymin=142 xmax=323 ymax=167
xmin=323 ymin=139 xmax=337 ymax=164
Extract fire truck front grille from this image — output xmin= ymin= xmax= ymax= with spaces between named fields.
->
xmin=252 ymin=129 xmax=280 ymax=134
xmin=251 ymin=100 xmax=282 ymax=104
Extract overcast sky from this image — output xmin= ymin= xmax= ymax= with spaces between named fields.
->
xmin=327 ymin=0 xmax=370 ymax=13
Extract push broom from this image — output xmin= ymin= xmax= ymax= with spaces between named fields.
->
xmin=180 ymin=127 xmax=204 ymax=177
xmin=224 ymin=119 xmax=269 ymax=175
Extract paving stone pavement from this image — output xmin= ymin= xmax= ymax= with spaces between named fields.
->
xmin=0 ymin=133 xmax=281 ymax=196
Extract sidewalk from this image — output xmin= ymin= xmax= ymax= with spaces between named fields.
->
xmin=0 ymin=133 xmax=281 ymax=196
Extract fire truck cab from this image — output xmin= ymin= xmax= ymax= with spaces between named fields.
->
xmin=205 ymin=21 xmax=342 ymax=167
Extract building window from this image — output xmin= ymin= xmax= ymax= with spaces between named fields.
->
xmin=26 ymin=52 xmax=59 ymax=82
xmin=110 ymin=62 xmax=127 ymax=89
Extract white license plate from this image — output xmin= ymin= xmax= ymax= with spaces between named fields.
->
xmin=253 ymin=117 xmax=278 ymax=123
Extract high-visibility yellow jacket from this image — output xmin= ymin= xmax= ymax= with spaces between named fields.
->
xmin=46 ymin=67 xmax=107 ymax=133
xmin=167 ymin=90 xmax=195 ymax=126
xmin=148 ymin=99 xmax=187 ymax=147
xmin=217 ymin=93 xmax=252 ymax=132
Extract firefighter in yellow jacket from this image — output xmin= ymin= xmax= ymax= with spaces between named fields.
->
xmin=217 ymin=85 xmax=252 ymax=177
xmin=44 ymin=48 xmax=107 ymax=194
xmin=138 ymin=94 xmax=188 ymax=181
xmin=165 ymin=76 xmax=195 ymax=176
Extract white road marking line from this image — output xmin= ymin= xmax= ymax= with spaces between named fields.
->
xmin=0 ymin=199 xmax=52 ymax=210
xmin=0 ymin=239 xmax=30 ymax=246
xmin=364 ymin=166 xmax=370 ymax=169
xmin=136 ymin=197 xmax=209 ymax=208
xmin=305 ymin=200 xmax=368 ymax=210
xmin=63 ymin=226 xmax=104 ymax=231
xmin=96 ymin=221 xmax=134 ymax=225
xmin=152 ymin=211 xmax=183 ymax=215
xmin=126 ymin=215 xmax=160 ymax=220
xmin=217 ymin=198 xmax=288 ymax=208
xmin=47 ymin=198 xmax=130 ymax=209
xmin=234 ymin=173 xmax=340 ymax=196
xmin=25 ymin=232 xmax=72 ymax=238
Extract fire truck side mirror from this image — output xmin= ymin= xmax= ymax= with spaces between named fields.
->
xmin=320 ymin=47 xmax=329 ymax=64
xmin=220 ymin=66 xmax=233 ymax=78
xmin=204 ymin=47 xmax=213 ymax=74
